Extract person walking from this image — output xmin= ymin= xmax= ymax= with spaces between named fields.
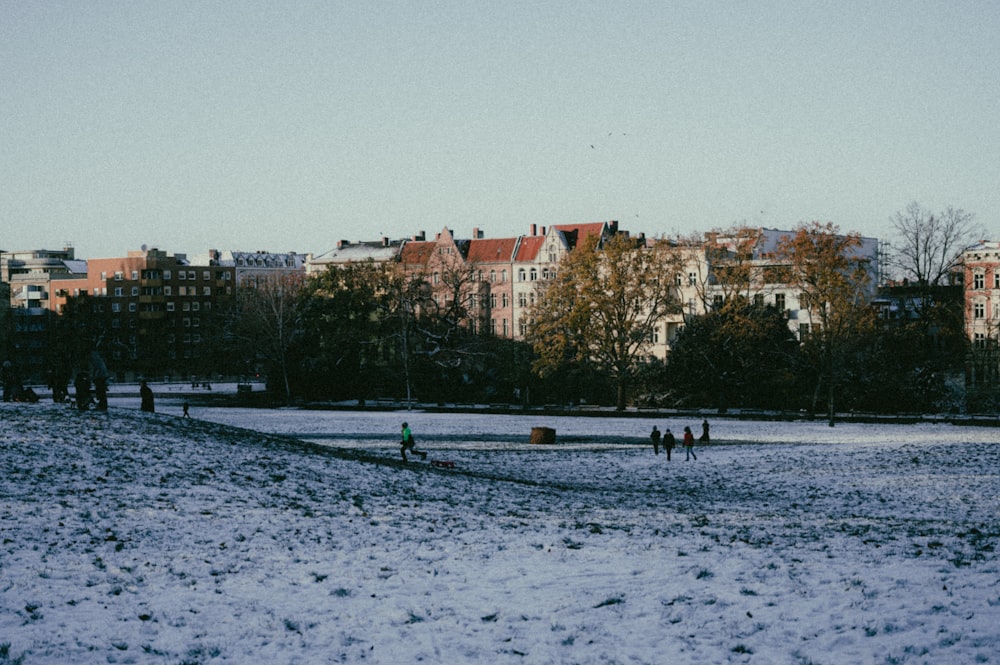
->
xmin=649 ymin=425 xmax=661 ymax=455
xmin=400 ymin=421 xmax=427 ymax=462
xmin=74 ymin=372 xmax=92 ymax=411
xmin=663 ymin=428 xmax=676 ymax=461
xmin=139 ymin=381 xmax=155 ymax=413
xmin=683 ymin=426 xmax=697 ymax=461
xmin=90 ymin=351 xmax=109 ymax=411
xmin=700 ymin=419 xmax=711 ymax=444
xmin=182 ymin=401 xmax=191 ymax=418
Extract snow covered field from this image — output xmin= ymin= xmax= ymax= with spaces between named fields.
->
xmin=2 ymin=401 xmax=999 ymax=664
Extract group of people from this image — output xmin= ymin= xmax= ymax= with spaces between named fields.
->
xmin=649 ymin=419 xmax=710 ymax=461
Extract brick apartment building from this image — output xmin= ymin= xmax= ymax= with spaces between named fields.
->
xmin=49 ymin=248 xmax=235 ymax=380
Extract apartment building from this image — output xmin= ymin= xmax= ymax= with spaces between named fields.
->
xmin=191 ymin=249 xmax=308 ymax=285
xmin=50 ymin=248 xmax=235 ymax=380
xmin=963 ymin=240 xmax=1000 ymax=347
xmin=704 ymin=228 xmax=880 ymax=340
xmin=0 ymin=247 xmax=87 ymax=381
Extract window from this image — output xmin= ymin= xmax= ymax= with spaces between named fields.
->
xmin=502 ymin=319 xmax=509 ymax=336
xmin=164 ymin=270 xmax=171 ymax=280
xmin=192 ymin=302 xmax=200 ymax=311
xmin=203 ymin=271 xmax=210 ymax=280
xmin=490 ymin=270 xmax=496 ymax=282
xmin=131 ymin=286 xmax=139 ymax=296
xmin=100 ymin=271 xmax=107 ymax=280
xmin=530 ymin=268 xmax=537 ymax=281
xmin=131 ymin=270 xmax=138 ymax=280
xmin=179 ymin=271 xmax=186 ymax=280
xmin=187 ymin=271 xmax=196 ymax=280
xmin=164 ymin=286 xmax=172 ymax=296
xmin=974 ymin=302 xmax=985 ymax=319
xmin=974 ymin=332 xmax=986 ymax=348
xmin=501 ymin=270 xmax=507 ymax=282
xmin=775 ymin=293 xmax=786 ymax=310
xmin=203 ymin=287 xmax=211 ymax=296
xmin=995 ymin=272 xmax=1000 ymax=289
xmin=688 ymin=272 xmax=697 ymax=285
xmin=501 ymin=293 xmax=508 ymax=308
xmin=183 ymin=302 xmax=191 ymax=311
xmin=114 ymin=287 xmax=123 ymax=297
xmin=519 ymin=320 xmax=527 ymax=337
xmin=111 ymin=303 xmax=121 ymax=313
xmin=712 ymin=295 xmax=724 ymax=309
xmin=518 ymin=269 xmax=526 ymax=281
xmin=433 ymin=272 xmax=439 ymax=285
xmin=650 ymin=327 xmax=660 ymax=344
xmin=491 ymin=318 xmax=497 ymax=335
xmin=128 ymin=303 xmax=137 ymax=312
xmin=490 ymin=293 xmax=497 ymax=308
xmin=974 ymin=272 xmax=985 ymax=289
xmin=166 ymin=302 xmax=175 ymax=312
xmin=753 ymin=294 xmax=764 ymax=308
xmin=114 ymin=272 xmax=123 ymax=280
xmin=518 ymin=292 xmax=527 ymax=307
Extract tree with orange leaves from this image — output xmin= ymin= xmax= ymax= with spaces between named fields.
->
xmin=776 ymin=222 xmax=877 ymax=425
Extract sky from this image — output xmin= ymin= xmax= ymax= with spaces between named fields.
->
xmin=2 ymin=1 xmax=998 ymax=260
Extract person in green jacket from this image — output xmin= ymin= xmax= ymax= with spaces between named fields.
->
xmin=400 ymin=422 xmax=427 ymax=462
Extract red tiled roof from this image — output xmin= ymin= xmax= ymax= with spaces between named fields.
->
xmin=466 ymin=238 xmax=518 ymax=263
xmin=552 ymin=222 xmax=608 ymax=249
xmin=399 ymin=241 xmax=436 ymax=265
xmin=514 ymin=236 xmax=545 ymax=261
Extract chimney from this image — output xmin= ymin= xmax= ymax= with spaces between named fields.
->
xmin=337 ymin=239 xmax=350 ymax=249
xmin=473 ymin=227 xmax=483 ymax=239
xmin=530 ymin=223 xmax=537 ymax=236
xmin=382 ymin=237 xmax=390 ymax=247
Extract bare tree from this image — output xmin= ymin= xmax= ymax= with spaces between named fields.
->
xmin=230 ymin=273 xmax=305 ymax=404
xmin=889 ymin=202 xmax=981 ymax=289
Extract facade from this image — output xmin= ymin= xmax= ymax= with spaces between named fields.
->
xmin=50 ymin=248 xmax=236 ymax=380
xmin=191 ymin=249 xmax=308 ymax=285
xmin=963 ymin=241 xmax=1000 ymax=347
xmin=1 ymin=248 xmax=87 ymax=381
xmin=703 ymin=228 xmax=880 ymax=340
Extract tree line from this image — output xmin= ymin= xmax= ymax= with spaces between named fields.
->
xmin=6 ymin=202 xmax=992 ymax=415
xmin=231 ymin=209 xmax=986 ymax=418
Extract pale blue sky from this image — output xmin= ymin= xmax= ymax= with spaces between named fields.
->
xmin=2 ymin=1 xmax=998 ymax=259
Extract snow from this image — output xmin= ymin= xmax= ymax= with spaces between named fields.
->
xmin=2 ymin=398 xmax=999 ymax=664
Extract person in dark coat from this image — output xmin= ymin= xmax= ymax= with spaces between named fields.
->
xmin=74 ymin=372 xmax=92 ymax=411
xmin=663 ymin=428 xmax=676 ymax=461
xmin=139 ymin=381 xmax=155 ymax=413
xmin=700 ymin=419 xmax=711 ymax=444
xmin=649 ymin=425 xmax=661 ymax=455
xmin=90 ymin=351 xmax=109 ymax=411
xmin=2 ymin=361 xmax=15 ymax=403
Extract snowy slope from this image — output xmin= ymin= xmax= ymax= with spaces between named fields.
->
xmin=2 ymin=402 xmax=998 ymax=664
